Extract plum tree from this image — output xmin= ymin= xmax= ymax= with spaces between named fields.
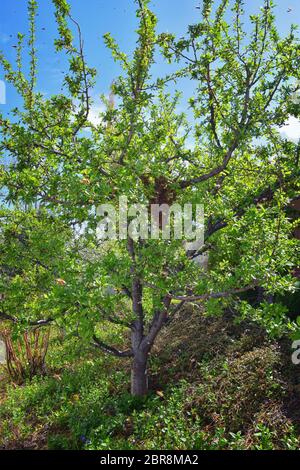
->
xmin=0 ymin=0 xmax=300 ymax=395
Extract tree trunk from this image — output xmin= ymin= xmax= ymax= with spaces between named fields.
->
xmin=131 ymin=351 xmax=148 ymax=396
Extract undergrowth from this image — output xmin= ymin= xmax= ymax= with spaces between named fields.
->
xmin=0 ymin=308 xmax=300 ymax=450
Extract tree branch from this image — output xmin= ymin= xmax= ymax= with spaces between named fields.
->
xmin=179 ymin=138 xmax=240 ymax=189
xmin=171 ymin=283 xmax=258 ymax=302
xmin=0 ymin=310 xmax=18 ymax=323
xmin=140 ymin=296 xmax=171 ymax=353
xmin=205 ymin=172 xmax=299 ymax=242
xmin=92 ymin=335 xmax=133 ymax=357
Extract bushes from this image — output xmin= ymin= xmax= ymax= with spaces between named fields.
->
xmin=0 ymin=327 xmax=50 ymax=384
xmin=0 ymin=309 xmax=300 ymax=450
xmin=0 ymin=354 xmax=127 ymax=449
xmin=0 ymin=358 xmax=298 ymax=450
xmin=186 ymin=346 xmax=282 ymax=432
xmin=86 ymin=379 xmax=299 ymax=450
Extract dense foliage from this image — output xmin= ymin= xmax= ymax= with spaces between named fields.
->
xmin=0 ymin=0 xmax=299 ymax=399
xmin=1 ymin=307 xmax=300 ymax=450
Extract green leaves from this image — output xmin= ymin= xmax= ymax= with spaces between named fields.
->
xmin=239 ymin=301 xmax=292 ymax=338
xmin=0 ymin=0 xmax=299 ymax=346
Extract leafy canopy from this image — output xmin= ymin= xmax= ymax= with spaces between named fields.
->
xmin=0 ymin=0 xmax=299 ymax=343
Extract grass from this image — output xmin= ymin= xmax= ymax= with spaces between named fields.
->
xmin=0 ymin=306 xmax=300 ymax=450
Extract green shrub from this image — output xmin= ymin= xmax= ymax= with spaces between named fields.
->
xmin=1 ymin=311 xmax=299 ymax=451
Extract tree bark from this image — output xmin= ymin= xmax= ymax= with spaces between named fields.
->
xmin=131 ymin=350 xmax=148 ymax=396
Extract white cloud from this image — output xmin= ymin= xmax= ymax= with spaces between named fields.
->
xmin=88 ymin=104 xmax=105 ymax=126
xmin=279 ymin=116 xmax=300 ymax=143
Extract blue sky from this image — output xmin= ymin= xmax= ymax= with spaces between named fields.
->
xmin=0 ymin=0 xmax=300 ymax=138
